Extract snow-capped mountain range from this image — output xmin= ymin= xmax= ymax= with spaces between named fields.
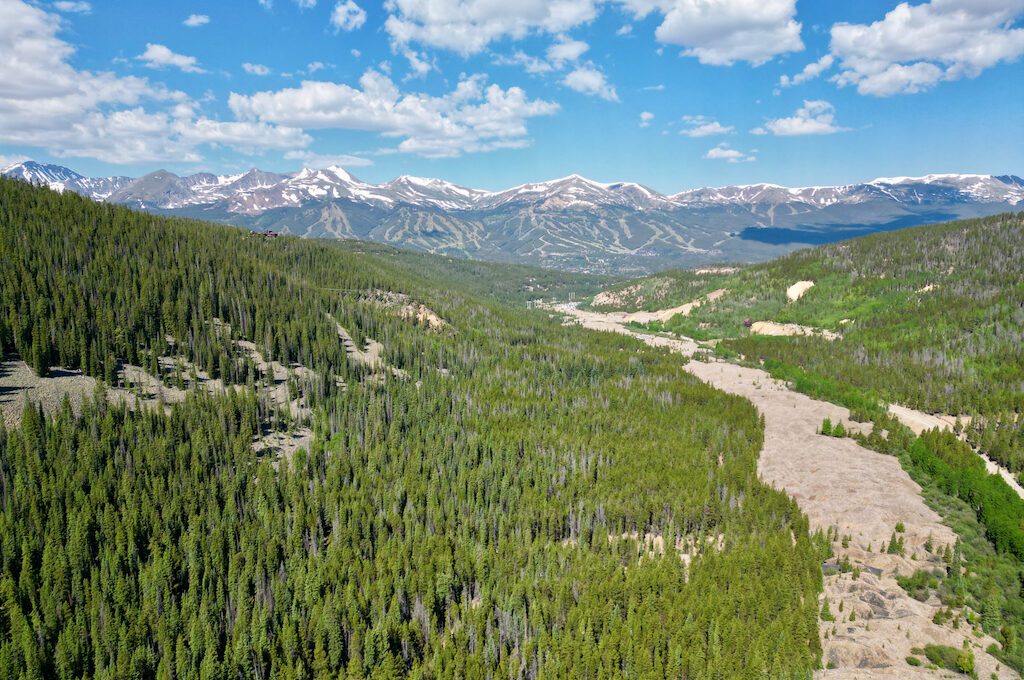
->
xmin=5 ymin=160 xmax=1022 ymax=273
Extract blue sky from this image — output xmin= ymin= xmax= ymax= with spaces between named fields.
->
xmin=1 ymin=0 xmax=1022 ymax=192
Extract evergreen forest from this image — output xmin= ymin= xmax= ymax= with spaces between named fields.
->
xmin=0 ymin=178 xmax=824 ymax=679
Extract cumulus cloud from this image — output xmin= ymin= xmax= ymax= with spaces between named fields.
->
xmin=243 ymin=63 xmax=271 ymax=76
xmin=284 ymin=150 xmax=374 ymax=168
xmin=779 ymin=54 xmax=834 ymax=88
xmin=384 ymin=0 xmax=601 ymax=56
xmin=619 ymin=0 xmax=803 ymax=66
xmin=53 ymin=1 xmax=91 ymax=13
xmin=0 ymin=0 xmax=311 ymax=163
xmin=178 ymin=118 xmax=309 ymax=150
xmin=0 ymin=153 xmax=30 ymax=169
xmin=547 ymin=36 xmax=589 ymax=65
xmin=494 ymin=51 xmax=554 ymax=74
xmin=331 ymin=0 xmax=366 ymax=31
xmin=401 ymin=48 xmax=434 ymax=78
xmin=680 ymin=114 xmax=733 ymax=137
xmin=228 ymin=70 xmax=559 ymax=157
xmin=136 ymin=43 xmax=205 ymax=73
xmin=496 ymin=35 xmax=589 ymax=77
xmin=307 ymin=61 xmax=326 ymax=73
xmin=183 ymin=14 xmax=209 ymax=27
xmin=751 ymin=99 xmax=847 ymax=136
xmin=830 ymin=0 xmax=1024 ymax=96
xmin=704 ymin=142 xmax=754 ymax=162
xmin=562 ymin=65 xmax=618 ymax=101
xmin=639 ymin=111 xmax=654 ymax=127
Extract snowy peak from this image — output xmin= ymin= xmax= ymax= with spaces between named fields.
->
xmin=384 ymin=175 xmax=486 ymax=210
xmin=672 ymin=174 xmax=1024 ymax=209
xmin=224 ymin=168 xmax=288 ymax=191
xmin=4 ymin=161 xmax=1022 ymax=215
xmin=292 ymin=166 xmax=361 ymax=185
xmin=865 ymin=174 xmax=1024 ymax=204
xmin=480 ymin=174 xmax=672 ymax=212
xmin=4 ymin=160 xmax=1022 ymax=276
xmin=2 ymin=160 xmax=84 ymax=187
xmin=2 ymin=161 xmax=131 ymax=200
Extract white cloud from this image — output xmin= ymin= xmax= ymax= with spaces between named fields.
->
xmin=331 ymin=0 xmax=366 ymax=31
xmin=642 ymin=83 xmax=665 ymax=91
xmin=562 ymin=65 xmax=618 ymax=101
xmin=183 ymin=14 xmax=210 ymax=27
xmin=0 ymin=0 xmax=311 ymax=163
xmin=296 ymin=0 xmax=317 ymax=7
xmin=751 ymin=99 xmax=847 ymax=136
xmin=136 ymin=44 xmax=205 ymax=74
xmin=351 ymin=49 xmax=361 ymax=58
xmin=779 ymin=54 xmax=833 ymax=87
xmin=619 ymin=0 xmax=803 ymax=66
xmin=243 ymin=63 xmax=271 ymax=76
xmin=616 ymin=24 xmax=633 ymax=36
xmin=284 ymin=150 xmax=374 ymax=168
xmin=680 ymin=114 xmax=733 ymax=137
xmin=639 ymin=111 xmax=654 ymax=127
xmin=704 ymin=142 xmax=754 ymax=162
xmin=494 ymin=51 xmax=555 ymax=74
xmin=384 ymin=0 xmax=601 ymax=56
xmin=547 ymin=36 xmax=589 ymax=64
xmin=53 ymin=1 xmax=91 ymax=13
xmin=1 ymin=153 xmax=30 ymax=169
xmin=830 ymin=0 xmax=1024 ymax=96
xmin=495 ymin=35 xmax=589 ymax=76
xmin=401 ymin=48 xmax=433 ymax=78
xmin=179 ymin=118 xmax=309 ymax=150
xmin=229 ymin=70 xmax=559 ymax=158
xmin=307 ymin=61 xmax=326 ymax=73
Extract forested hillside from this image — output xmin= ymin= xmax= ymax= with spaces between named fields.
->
xmin=600 ymin=213 xmax=1024 ymax=468
xmin=0 ymin=178 xmax=822 ymax=679
xmin=583 ymin=213 xmax=1024 ymax=674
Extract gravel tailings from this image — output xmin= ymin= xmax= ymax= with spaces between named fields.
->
xmin=1 ymin=359 xmax=98 ymax=428
xmin=555 ymin=302 xmax=1017 ymax=679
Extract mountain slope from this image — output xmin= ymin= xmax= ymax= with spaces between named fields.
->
xmin=4 ymin=159 xmax=1022 ymax=273
xmin=0 ymin=177 xmax=823 ymax=679
xmin=599 ymin=211 xmax=1024 ymax=420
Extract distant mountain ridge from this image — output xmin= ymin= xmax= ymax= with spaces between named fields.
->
xmin=5 ymin=159 xmax=1022 ymax=274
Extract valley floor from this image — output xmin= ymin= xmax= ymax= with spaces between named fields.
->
xmin=554 ymin=301 xmax=1018 ymax=679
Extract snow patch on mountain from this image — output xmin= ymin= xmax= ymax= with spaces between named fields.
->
xmin=5 ymin=161 xmax=1021 ymax=215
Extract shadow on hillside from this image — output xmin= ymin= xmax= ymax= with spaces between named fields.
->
xmin=739 ymin=211 xmax=957 ymax=246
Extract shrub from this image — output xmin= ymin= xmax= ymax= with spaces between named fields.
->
xmin=923 ymin=644 xmax=975 ymax=676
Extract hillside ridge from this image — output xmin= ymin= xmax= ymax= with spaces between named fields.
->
xmin=5 ymin=160 xmax=1022 ymax=274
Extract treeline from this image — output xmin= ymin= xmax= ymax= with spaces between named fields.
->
xmin=859 ymin=421 xmax=1024 ymax=559
xmin=0 ymin=178 xmax=823 ymax=678
xmin=965 ymin=413 xmax=1024 ymax=476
